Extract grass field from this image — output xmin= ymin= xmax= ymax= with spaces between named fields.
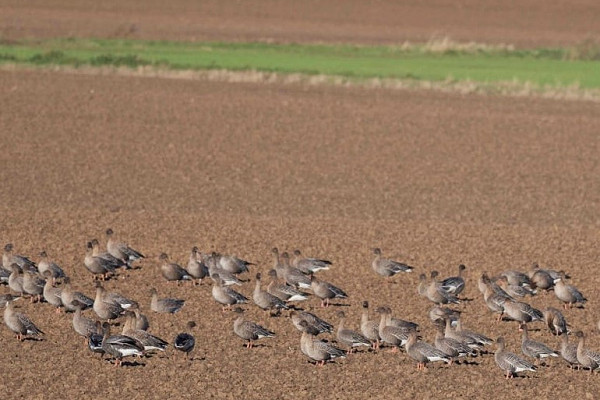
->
xmin=1 ymin=38 xmax=600 ymax=91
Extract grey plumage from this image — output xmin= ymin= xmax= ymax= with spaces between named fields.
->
xmin=371 ymin=248 xmax=413 ymax=277
xmin=150 ymin=288 xmax=185 ymax=313
xmin=495 ymin=337 xmax=536 ymax=378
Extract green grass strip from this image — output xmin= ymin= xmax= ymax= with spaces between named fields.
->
xmin=1 ymin=38 xmax=600 ymax=89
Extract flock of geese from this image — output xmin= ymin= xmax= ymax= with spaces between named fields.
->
xmin=1 ymin=229 xmax=599 ymax=379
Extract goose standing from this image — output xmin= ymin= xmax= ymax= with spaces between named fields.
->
xmin=371 ymin=248 xmax=413 ymax=278
xmin=266 ymin=269 xmax=309 ymax=303
xmin=158 ymin=253 xmax=192 ymax=284
xmin=61 ymin=277 xmax=94 ymax=312
xmin=174 ymin=321 xmax=196 ymax=360
xmin=2 ymin=243 xmax=36 ymax=272
xmin=560 ymin=333 xmax=580 ymax=370
xmin=233 ymin=310 xmax=275 ymax=348
xmin=37 ymin=251 xmax=66 ymax=283
xmin=336 ymin=311 xmax=371 ymax=354
xmin=299 ymin=320 xmax=345 ymax=366
xmin=105 ymin=228 xmax=145 ymax=268
xmin=440 ymin=264 xmax=466 ymax=296
xmin=575 ymin=331 xmax=600 ymax=373
xmin=554 ymin=276 xmax=586 ymax=309
xmin=360 ymin=301 xmax=380 ymax=350
xmin=101 ymin=322 xmax=144 ymax=367
xmin=187 ymin=247 xmax=208 ymax=284
xmin=42 ymin=271 xmax=63 ymax=312
xmin=211 ymin=275 xmax=247 ymax=311
xmin=150 ymin=288 xmax=185 ymax=313
xmin=3 ymin=298 xmax=44 ymax=341
xmin=290 ymin=311 xmax=333 ymax=334
xmin=405 ymin=330 xmax=450 ymax=370
xmin=520 ymin=323 xmax=558 ymax=365
xmin=494 ymin=337 xmax=536 ymax=379
xmin=310 ymin=274 xmax=348 ymax=308
xmin=292 ymin=249 xmax=331 ymax=274
xmin=253 ymin=272 xmax=289 ymax=314
xmin=542 ymin=307 xmax=568 ymax=336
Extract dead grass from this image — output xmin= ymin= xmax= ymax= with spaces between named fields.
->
xmin=1 ymin=63 xmax=599 ymax=102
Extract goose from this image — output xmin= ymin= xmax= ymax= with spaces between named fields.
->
xmin=122 ymin=312 xmax=168 ymax=352
xmin=336 ymin=311 xmax=371 ymax=354
xmin=61 ymin=277 xmax=94 ymax=312
xmin=8 ymin=264 xmax=24 ymax=296
xmin=280 ymin=252 xmax=311 ymax=289
xmin=91 ymin=238 xmax=125 ymax=269
xmin=479 ymin=273 xmax=513 ymax=300
xmin=22 ymin=269 xmax=44 ymax=303
xmin=158 ymin=253 xmax=192 ymax=284
xmin=174 ymin=321 xmax=196 ymax=359
xmin=500 ymin=270 xmax=534 ymax=288
xmin=371 ymin=248 xmax=413 ymax=278
xmin=271 ymin=247 xmax=284 ymax=279
xmin=217 ymin=253 xmax=255 ymax=275
xmin=211 ymin=274 xmax=247 ymax=311
xmin=542 ymin=307 xmax=568 ymax=336
xmin=37 ymin=251 xmax=66 ymax=283
xmin=290 ymin=310 xmax=333 ymax=334
xmin=376 ymin=306 xmax=411 ymax=352
xmin=429 ymin=306 xmax=460 ymax=329
xmin=42 ymin=271 xmax=63 ymax=312
xmin=129 ymin=306 xmax=149 ymax=331
xmin=105 ymin=228 xmax=145 ymax=268
xmin=2 ymin=243 xmax=36 ymax=272
xmin=0 ymin=267 xmax=10 ymax=284
xmin=71 ymin=300 xmax=99 ymax=341
xmin=406 ymin=330 xmax=450 ymax=370
xmin=299 ymin=320 xmax=345 ymax=366
xmin=187 ymin=247 xmax=209 ymax=284
xmin=84 ymin=241 xmax=116 ymax=280
xmin=554 ymin=276 xmax=586 ymax=309
xmin=310 ymin=274 xmax=348 ymax=308
xmin=101 ymin=322 xmax=144 ymax=367
xmin=360 ymin=301 xmax=380 ymax=350
xmin=494 ymin=337 xmax=536 ymax=379
xmin=497 ymin=275 xmax=536 ymax=298
xmin=520 ymin=323 xmax=558 ymax=364
xmin=575 ymin=331 xmax=600 ymax=373
xmin=93 ymin=284 xmax=125 ymax=321
xmin=102 ymin=288 xmax=138 ymax=310
xmin=419 ymin=272 xmax=459 ymax=305
xmin=560 ymin=333 xmax=580 ymax=370
xmin=434 ymin=325 xmax=475 ymax=364
xmin=528 ymin=263 xmax=554 ymax=291
xmin=266 ymin=269 xmax=309 ymax=303
xmin=440 ymin=264 xmax=466 ymax=295
xmin=482 ymin=283 xmax=508 ymax=322
xmin=502 ymin=300 xmax=543 ymax=328
xmin=451 ymin=319 xmax=493 ymax=351
xmin=292 ymin=249 xmax=331 ymax=274
xmin=150 ymin=288 xmax=185 ymax=313
xmin=3 ymin=298 xmax=44 ymax=341
xmin=87 ymin=321 xmax=105 ymax=357
xmin=205 ymin=253 xmax=243 ymax=286
xmin=0 ymin=294 xmax=13 ymax=308
xmin=233 ymin=311 xmax=275 ymax=348
xmin=253 ymin=273 xmax=289 ymax=314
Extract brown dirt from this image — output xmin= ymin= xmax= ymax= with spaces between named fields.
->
xmin=1 ymin=70 xmax=600 ymax=399
xmin=1 ymin=2 xmax=600 ymax=399
xmin=1 ymin=0 xmax=600 ymax=47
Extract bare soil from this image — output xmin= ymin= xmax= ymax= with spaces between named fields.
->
xmin=1 ymin=2 xmax=600 ymax=399
xmin=1 ymin=0 xmax=600 ymax=47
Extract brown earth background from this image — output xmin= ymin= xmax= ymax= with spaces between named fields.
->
xmin=1 ymin=1 xmax=600 ymax=399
